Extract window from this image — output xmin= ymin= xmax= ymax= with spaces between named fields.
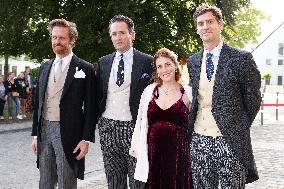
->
xmin=278 ymin=59 xmax=283 ymax=65
xmin=278 ymin=76 xmax=283 ymax=85
xmin=12 ymin=66 xmax=17 ymax=76
xmin=279 ymin=43 xmax=284 ymax=55
xmin=266 ymin=59 xmax=272 ymax=65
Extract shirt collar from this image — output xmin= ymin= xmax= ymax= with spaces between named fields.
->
xmin=55 ymin=52 xmax=73 ymax=65
xmin=204 ymin=41 xmax=223 ymax=57
xmin=115 ymin=47 xmax=134 ymax=60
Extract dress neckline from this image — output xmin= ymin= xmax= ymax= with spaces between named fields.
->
xmin=153 ymin=85 xmax=185 ymax=111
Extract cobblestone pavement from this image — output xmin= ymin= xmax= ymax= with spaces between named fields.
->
xmin=0 ymin=123 xmax=107 ymax=189
xmin=0 ymin=97 xmax=283 ymax=189
xmin=246 ymin=109 xmax=284 ymax=189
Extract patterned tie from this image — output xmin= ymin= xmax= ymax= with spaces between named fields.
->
xmin=54 ymin=59 xmax=63 ymax=82
xmin=206 ymin=53 xmax=214 ymax=81
xmin=116 ymin=54 xmax=124 ymax=87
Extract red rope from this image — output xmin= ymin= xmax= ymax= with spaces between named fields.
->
xmin=261 ymin=104 xmax=284 ymax=106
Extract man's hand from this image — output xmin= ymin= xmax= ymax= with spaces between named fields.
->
xmin=31 ymin=139 xmax=37 ymax=155
xmin=73 ymin=141 xmax=89 ymax=160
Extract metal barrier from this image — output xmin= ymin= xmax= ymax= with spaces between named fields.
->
xmin=260 ymin=92 xmax=283 ymax=125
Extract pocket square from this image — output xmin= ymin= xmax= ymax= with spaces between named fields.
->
xmin=141 ymin=73 xmax=150 ymax=79
xmin=74 ymin=67 xmax=86 ymax=78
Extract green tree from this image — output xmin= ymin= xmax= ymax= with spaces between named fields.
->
xmin=224 ymin=7 xmax=269 ymax=49
xmin=0 ymin=0 xmax=33 ymax=78
xmin=261 ymin=72 xmax=272 ymax=86
xmin=1 ymin=0 xmax=267 ymax=65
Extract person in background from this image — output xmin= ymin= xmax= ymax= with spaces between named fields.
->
xmin=188 ymin=4 xmax=261 ymax=188
xmin=0 ymin=75 xmax=8 ymax=120
xmin=17 ymin=72 xmax=28 ymax=118
xmin=3 ymin=72 xmax=22 ymax=120
xmin=130 ymin=48 xmax=192 ymax=189
xmin=25 ymin=66 xmax=34 ymax=112
xmin=95 ymin=15 xmax=153 ymax=189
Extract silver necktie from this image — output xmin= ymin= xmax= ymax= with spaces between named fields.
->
xmin=54 ymin=59 xmax=63 ymax=82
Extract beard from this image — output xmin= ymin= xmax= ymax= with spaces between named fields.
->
xmin=52 ymin=43 xmax=70 ymax=55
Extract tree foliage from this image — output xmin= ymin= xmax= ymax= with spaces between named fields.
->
xmin=224 ymin=6 xmax=269 ymax=49
xmin=261 ymin=72 xmax=272 ymax=81
xmin=0 ymin=0 xmax=31 ymax=56
xmin=1 ymin=0 xmax=267 ymax=65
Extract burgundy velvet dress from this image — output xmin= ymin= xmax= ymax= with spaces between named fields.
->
xmin=145 ymin=86 xmax=191 ymax=189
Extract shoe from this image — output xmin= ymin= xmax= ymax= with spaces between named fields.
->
xmin=0 ymin=116 xmax=4 ymax=120
xmin=16 ymin=115 xmax=23 ymax=120
xmin=23 ymin=114 xmax=27 ymax=118
xmin=8 ymin=116 xmax=12 ymax=120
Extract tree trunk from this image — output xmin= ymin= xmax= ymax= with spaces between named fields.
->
xmin=4 ymin=54 xmax=9 ymax=80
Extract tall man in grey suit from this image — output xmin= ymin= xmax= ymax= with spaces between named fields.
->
xmin=188 ymin=4 xmax=261 ymax=188
xmin=31 ymin=19 xmax=96 ymax=189
xmin=95 ymin=15 xmax=153 ymax=189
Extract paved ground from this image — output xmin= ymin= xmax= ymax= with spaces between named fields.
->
xmin=246 ymin=115 xmax=284 ymax=188
xmin=0 ymin=122 xmax=107 ymax=189
xmin=0 ymin=93 xmax=283 ymax=189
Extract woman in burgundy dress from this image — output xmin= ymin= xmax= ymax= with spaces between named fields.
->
xmin=130 ymin=48 xmax=192 ymax=189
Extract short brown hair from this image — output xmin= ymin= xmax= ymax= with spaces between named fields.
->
xmin=48 ymin=19 xmax=78 ymax=46
xmin=152 ymin=48 xmax=181 ymax=86
xmin=193 ymin=4 xmax=223 ymax=26
xmin=109 ymin=15 xmax=135 ymax=34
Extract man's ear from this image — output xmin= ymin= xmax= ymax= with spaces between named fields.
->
xmin=70 ymin=37 xmax=76 ymax=46
xmin=131 ymin=31 xmax=136 ymax=41
xmin=219 ymin=20 xmax=224 ymax=30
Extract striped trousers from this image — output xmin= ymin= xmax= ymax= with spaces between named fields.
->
xmin=190 ymin=132 xmax=246 ymax=189
xmin=98 ymin=117 xmax=136 ymax=189
xmin=38 ymin=119 xmax=77 ymax=189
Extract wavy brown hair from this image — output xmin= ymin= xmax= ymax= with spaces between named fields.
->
xmin=151 ymin=48 xmax=181 ymax=86
xmin=48 ymin=18 xmax=78 ymax=47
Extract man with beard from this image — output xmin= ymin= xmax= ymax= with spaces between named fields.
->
xmin=31 ymin=19 xmax=96 ymax=189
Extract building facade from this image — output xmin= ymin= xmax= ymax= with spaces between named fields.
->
xmin=252 ymin=22 xmax=284 ymax=86
xmin=0 ymin=57 xmax=40 ymax=77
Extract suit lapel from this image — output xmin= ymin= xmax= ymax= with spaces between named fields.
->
xmin=192 ymin=50 xmax=203 ymax=97
xmin=103 ymin=53 xmax=115 ymax=95
xmin=130 ymin=50 xmax=144 ymax=92
xmin=39 ymin=59 xmax=54 ymax=102
xmin=214 ymin=44 xmax=230 ymax=86
xmin=61 ymin=55 xmax=79 ymax=99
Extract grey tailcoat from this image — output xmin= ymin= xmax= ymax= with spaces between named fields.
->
xmin=188 ymin=44 xmax=261 ymax=183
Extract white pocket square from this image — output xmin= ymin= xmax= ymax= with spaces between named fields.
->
xmin=74 ymin=67 xmax=86 ymax=78
xmin=141 ymin=73 xmax=150 ymax=79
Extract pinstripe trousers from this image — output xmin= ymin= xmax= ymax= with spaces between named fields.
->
xmin=38 ymin=119 xmax=77 ymax=189
xmin=190 ymin=132 xmax=246 ymax=189
xmin=98 ymin=117 xmax=136 ymax=189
